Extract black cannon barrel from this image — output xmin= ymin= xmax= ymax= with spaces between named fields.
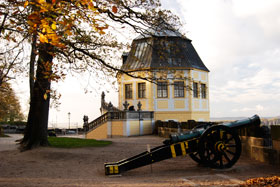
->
xmin=223 ymin=114 xmax=260 ymax=130
xmin=168 ymin=114 xmax=260 ymax=144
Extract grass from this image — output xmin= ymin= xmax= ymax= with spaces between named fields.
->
xmin=0 ymin=134 xmax=10 ymax=137
xmin=48 ymin=137 xmax=112 ymax=148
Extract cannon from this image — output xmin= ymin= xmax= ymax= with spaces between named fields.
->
xmin=104 ymin=115 xmax=260 ymax=175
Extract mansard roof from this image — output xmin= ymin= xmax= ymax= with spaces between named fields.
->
xmin=121 ymin=27 xmax=209 ymax=72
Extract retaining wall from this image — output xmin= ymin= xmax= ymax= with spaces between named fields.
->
xmin=158 ymin=127 xmax=280 ymax=165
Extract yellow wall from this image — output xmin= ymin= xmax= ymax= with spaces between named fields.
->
xmin=201 ymin=73 xmax=207 ymax=81
xmin=191 ymin=111 xmax=210 ymax=121
xmin=148 ymin=81 xmax=154 ymax=111
xmin=174 ymin=100 xmax=185 ymax=109
xmin=142 ymin=121 xmax=153 ymax=134
xmin=193 ymin=71 xmax=199 ymax=79
xmin=86 ymin=122 xmax=107 ymax=140
xmin=154 ymin=111 xmax=210 ymax=122
xmin=118 ymin=68 xmax=210 ymax=122
xmin=155 ymin=111 xmax=192 ymax=122
xmin=118 ymin=72 xmax=153 ymax=111
xmin=202 ymin=100 xmax=208 ymax=109
xmin=174 ymin=70 xmax=184 ymax=79
xmin=157 ymin=100 xmax=168 ymax=109
xmin=194 ymin=100 xmax=200 ymax=109
xmin=112 ymin=121 xmax=123 ymax=136
xmin=129 ymin=121 xmax=140 ymax=136
xmin=138 ymin=100 xmax=146 ymax=110
xmin=123 ymin=74 xmax=133 ymax=81
xmin=86 ymin=119 xmax=154 ymax=138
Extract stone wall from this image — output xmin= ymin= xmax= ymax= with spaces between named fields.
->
xmin=157 ymin=126 xmax=280 ymax=165
xmin=241 ymin=136 xmax=279 ymax=164
xmin=158 ymin=127 xmax=180 ymax=138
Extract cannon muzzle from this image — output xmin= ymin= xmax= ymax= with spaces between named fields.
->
xmin=166 ymin=114 xmax=261 ymax=144
xmin=223 ymin=114 xmax=260 ymax=130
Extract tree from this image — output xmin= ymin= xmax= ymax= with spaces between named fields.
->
xmin=0 ymin=0 xmax=180 ymax=150
xmin=0 ymin=43 xmax=25 ymax=89
xmin=0 ymin=82 xmax=24 ymax=122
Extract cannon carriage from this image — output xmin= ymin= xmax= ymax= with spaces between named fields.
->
xmin=104 ymin=115 xmax=261 ymax=175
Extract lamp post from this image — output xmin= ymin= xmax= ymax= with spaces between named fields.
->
xmin=68 ymin=112 xmax=71 ymax=130
xmin=137 ymin=101 xmax=142 ymax=136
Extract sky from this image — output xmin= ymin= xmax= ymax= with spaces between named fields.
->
xmin=13 ymin=0 xmax=280 ymax=128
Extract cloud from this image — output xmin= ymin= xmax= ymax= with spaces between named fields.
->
xmin=232 ymin=0 xmax=280 ymax=17
xmin=174 ymin=0 xmax=280 ymax=70
xmin=169 ymin=0 xmax=280 ymax=117
xmin=233 ymin=104 xmax=264 ymax=112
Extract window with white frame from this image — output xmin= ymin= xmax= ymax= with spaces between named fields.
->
xmin=193 ymin=82 xmax=198 ymax=98
xmin=157 ymin=81 xmax=168 ymax=98
xmin=201 ymin=83 xmax=206 ymax=99
xmin=125 ymin=84 xmax=132 ymax=99
xmin=138 ymin=83 xmax=146 ymax=98
xmin=174 ymin=81 xmax=184 ymax=98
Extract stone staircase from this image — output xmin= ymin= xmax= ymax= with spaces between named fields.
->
xmin=85 ymin=111 xmax=127 ymax=133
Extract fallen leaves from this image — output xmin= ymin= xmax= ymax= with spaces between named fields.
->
xmin=240 ymin=176 xmax=280 ymax=187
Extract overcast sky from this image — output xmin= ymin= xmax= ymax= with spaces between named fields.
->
xmin=14 ymin=0 xmax=280 ymax=128
xmin=162 ymin=0 xmax=280 ymax=118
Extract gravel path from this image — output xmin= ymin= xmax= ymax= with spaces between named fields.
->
xmin=0 ymin=134 xmax=22 ymax=151
xmin=0 ymin=134 xmax=280 ymax=186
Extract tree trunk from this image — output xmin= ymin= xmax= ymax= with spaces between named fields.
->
xmin=20 ymin=43 xmax=53 ymax=151
xmin=29 ymin=33 xmax=37 ymax=99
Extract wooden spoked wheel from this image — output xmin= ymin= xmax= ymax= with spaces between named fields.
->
xmin=189 ymin=123 xmax=213 ymax=164
xmin=189 ymin=152 xmax=203 ymax=164
xmin=198 ymin=125 xmax=241 ymax=169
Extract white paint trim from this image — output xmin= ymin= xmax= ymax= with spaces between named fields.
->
xmin=123 ymin=120 xmax=127 ymax=136
xmin=107 ymin=121 xmax=112 ymax=137
xmin=151 ymin=119 xmax=155 ymax=132
xmin=140 ymin=120 xmax=143 ymax=135
xmin=126 ymin=120 xmax=130 ymax=136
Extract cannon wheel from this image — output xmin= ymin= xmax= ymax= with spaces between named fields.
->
xmin=198 ymin=125 xmax=241 ymax=169
xmin=189 ymin=152 xmax=203 ymax=164
xmin=189 ymin=124 xmax=213 ymax=164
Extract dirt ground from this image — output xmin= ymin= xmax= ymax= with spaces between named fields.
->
xmin=0 ymin=134 xmax=280 ymax=187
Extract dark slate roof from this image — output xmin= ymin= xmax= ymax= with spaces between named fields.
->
xmin=121 ymin=29 xmax=209 ymax=72
xmin=135 ymin=26 xmax=185 ymax=40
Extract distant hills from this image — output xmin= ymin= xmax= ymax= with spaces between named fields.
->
xmin=211 ymin=116 xmax=280 ymax=126
xmin=211 ymin=117 xmax=247 ymax=121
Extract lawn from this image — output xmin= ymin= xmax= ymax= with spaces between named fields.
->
xmin=0 ymin=134 xmax=9 ymax=137
xmin=48 ymin=137 xmax=112 ymax=148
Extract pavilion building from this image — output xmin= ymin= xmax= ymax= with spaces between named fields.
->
xmin=85 ymin=26 xmax=210 ymax=139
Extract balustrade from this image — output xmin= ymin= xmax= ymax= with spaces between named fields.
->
xmin=86 ymin=111 xmax=154 ymax=132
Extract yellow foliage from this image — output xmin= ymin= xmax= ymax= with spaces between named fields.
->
xmin=37 ymin=0 xmax=45 ymax=4
xmin=24 ymin=0 xmax=109 ymax=48
xmin=51 ymin=22 xmax=56 ymax=30
xmin=39 ymin=33 xmax=48 ymax=43
xmin=24 ymin=1 xmax=29 ymax=8
xmin=43 ymin=93 xmax=48 ymax=100
xmin=65 ymin=30 xmax=72 ymax=36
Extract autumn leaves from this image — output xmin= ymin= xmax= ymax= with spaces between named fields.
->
xmin=24 ymin=0 xmax=117 ymax=49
